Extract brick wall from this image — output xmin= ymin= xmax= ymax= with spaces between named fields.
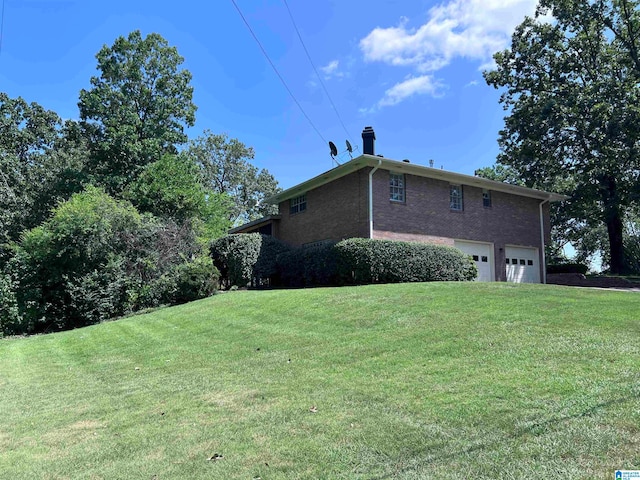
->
xmin=372 ymin=168 xmax=550 ymax=281
xmin=276 ymin=170 xmax=369 ymax=246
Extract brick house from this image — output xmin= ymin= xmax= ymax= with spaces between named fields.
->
xmin=231 ymin=127 xmax=567 ymax=283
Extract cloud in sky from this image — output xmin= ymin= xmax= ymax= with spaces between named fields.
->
xmin=378 ymin=75 xmax=444 ymax=107
xmin=359 ymin=0 xmax=538 ymax=107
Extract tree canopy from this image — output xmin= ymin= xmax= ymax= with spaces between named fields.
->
xmin=484 ymin=0 xmax=640 ymax=273
xmin=79 ymin=30 xmax=197 ymax=194
xmin=185 ymin=131 xmax=281 ymax=225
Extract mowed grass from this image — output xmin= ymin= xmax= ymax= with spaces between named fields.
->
xmin=1 ymin=282 xmax=639 ymax=479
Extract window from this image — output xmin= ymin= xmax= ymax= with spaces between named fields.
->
xmin=450 ymin=185 xmax=463 ymax=211
xmin=527 ymin=260 xmax=534 ymax=266
xmin=390 ymin=173 xmax=405 ymax=202
xmin=482 ymin=189 xmax=492 ymax=208
xmin=481 ymin=256 xmax=488 ymax=263
xmin=289 ymin=194 xmax=307 ymax=214
xmin=506 ymin=258 xmax=510 ymax=264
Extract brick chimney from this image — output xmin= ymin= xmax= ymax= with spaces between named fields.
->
xmin=362 ymin=126 xmax=375 ymax=155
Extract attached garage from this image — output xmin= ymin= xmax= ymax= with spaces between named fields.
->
xmin=454 ymin=240 xmax=494 ymax=282
xmin=505 ymin=246 xmax=540 ymax=283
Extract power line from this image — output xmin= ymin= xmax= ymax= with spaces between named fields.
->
xmin=230 ymin=0 xmax=327 ymax=145
xmin=282 ymin=0 xmax=354 ymax=144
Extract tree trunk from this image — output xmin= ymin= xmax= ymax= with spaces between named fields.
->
xmin=607 ymin=213 xmax=625 ymax=274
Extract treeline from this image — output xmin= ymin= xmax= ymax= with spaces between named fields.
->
xmin=0 ymin=31 xmax=279 ymax=335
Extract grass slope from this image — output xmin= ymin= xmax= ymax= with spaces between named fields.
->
xmin=1 ymin=282 xmax=639 ymax=479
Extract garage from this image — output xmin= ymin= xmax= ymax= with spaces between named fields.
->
xmin=505 ymin=246 xmax=540 ymax=283
xmin=454 ymin=240 xmax=494 ymax=282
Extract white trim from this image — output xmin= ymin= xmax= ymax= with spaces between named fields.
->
xmin=369 ymin=159 xmax=382 ymax=238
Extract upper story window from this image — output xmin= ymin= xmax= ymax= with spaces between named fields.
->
xmin=390 ymin=173 xmax=405 ymax=202
xmin=289 ymin=194 xmax=307 ymax=214
xmin=450 ymin=184 xmax=463 ymax=211
xmin=482 ymin=189 xmax=492 ymax=208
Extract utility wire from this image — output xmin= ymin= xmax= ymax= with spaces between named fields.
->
xmin=230 ymin=0 xmax=327 ymax=145
xmin=282 ymin=0 xmax=354 ymax=144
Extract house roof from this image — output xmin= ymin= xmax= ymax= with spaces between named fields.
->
xmin=228 ymin=215 xmax=281 ymax=234
xmin=265 ymin=154 xmax=569 ymax=204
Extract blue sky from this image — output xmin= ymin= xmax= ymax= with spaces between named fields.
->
xmin=0 ymin=0 xmax=539 ymax=190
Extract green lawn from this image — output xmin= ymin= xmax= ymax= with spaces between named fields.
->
xmin=1 ymin=282 xmax=639 ymax=479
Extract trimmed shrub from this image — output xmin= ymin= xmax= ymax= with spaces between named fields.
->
xmin=547 ymin=263 xmax=589 ymax=275
xmin=334 ymin=238 xmax=477 ymax=284
xmin=210 ymin=233 xmax=262 ymax=288
xmin=169 ymin=255 xmax=220 ymax=304
xmin=277 ymin=242 xmax=338 ymax=288
xmin=254 ymin=235 xmax=291 ymax=286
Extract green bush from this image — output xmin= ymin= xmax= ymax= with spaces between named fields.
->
xmin=0 ymin=271 xmax=21 ymax=335
xmin=210 ymin=233 xmax=262 ymax=288
xmin=547 ymin=263 xmax=589 ymax=275
xmin=334 ymin=238 xmax=477 ymax=284
xmin=254 ymin=235 xmax=291 ymax=286
xmin=8 ymin=186 xmax=218 ymax=335
xmin=277 ymin=243 xmax=338 ymax=288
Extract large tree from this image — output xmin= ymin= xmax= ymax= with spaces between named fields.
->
xmin=78 ymin=30 xmax=196 ymax=194
xmin=184 ymin=131 xmax=280 ymax=225
xmin=485 ymin=0 xmax=640 ymax=274
xmin=0 ymin=93 xmax=65 ymax=253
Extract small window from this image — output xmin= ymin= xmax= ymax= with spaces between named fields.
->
xmin=520 ymin=259 xmax=526 ymax=265
xmin=527 ymin=260 xmax=534 ymax=266
xmin=481 ymin=256 xmax=488 ymax=263
xmin=450 ymin=185 xmax=463 ymax=211
xmin=472 ymin=255 xmax=479 ymax=261
xmin=506 ymin=258 xmax=510 ymax=264
xmin=289 ymin=194 xmax=307 ymax=215
xmin=482 ymin=189 xmax=492 ymax=208
xmin=390 ymin=173 xmax=405 ymax=202
xmin=512 ymin=258 xmax=518 ymax=264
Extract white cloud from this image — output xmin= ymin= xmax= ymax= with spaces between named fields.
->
xmin=319 ymin=59 xmax=344 ymax=80
xmin=378 ymin=75 xmax=444 ymax=107
xmin=359 ymin=0 xmax=538 ymax=106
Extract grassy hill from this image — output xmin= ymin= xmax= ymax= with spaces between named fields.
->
xmin=1 ymin=282 xmax=638 ymax=479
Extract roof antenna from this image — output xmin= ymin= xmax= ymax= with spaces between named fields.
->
xmin=345 ymin=140 xmax=353 ymax=159
xmin=329 ymin=141 xmax=340 ymax=166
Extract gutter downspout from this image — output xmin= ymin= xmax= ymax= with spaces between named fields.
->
xmin=369 ymin=159 xmax=382 ymax=239
xmin=539 ymin=197 xmax=550 ymax=284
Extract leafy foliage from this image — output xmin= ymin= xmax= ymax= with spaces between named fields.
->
xmin=210 ymin=234 xmax=263 ymax=288
xmin=125 ymin=153 xmax=232 ymax=240
xmin=484 ymin=0 xmax=640 ymax=273
xmin=0 ymin=271 xmax=21 ymax=335
xmin=334 ymin=238 xmax=477 ymax=284
xmin=7 ymin=187 xmax=217 ymax=334
xmin=185 ymin=131 xmax=280 ymax=224
xmin=79 ymin=30 xmax=196 ymax=194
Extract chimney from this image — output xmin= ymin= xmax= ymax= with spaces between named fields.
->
xmin=362 ymin=126 xmax=375 ymax=155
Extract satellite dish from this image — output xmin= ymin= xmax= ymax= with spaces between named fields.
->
xmin=346 ymin=140 xmax=353 ymax=157
xmin=329 ymin=141 xmax=338 ymax=158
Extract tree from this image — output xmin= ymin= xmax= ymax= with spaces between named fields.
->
xmin=184 ymin=131 xmax=281 ymax=224
xmin=125 ymin=153 xmax=232 ymax=240
xmin=0 ymin=93 xmax=64 ymax=255
xmin=78 ymin=30 xmax=196 ymax=194
xmin=484 ymin=0 xmax=640 ymax=274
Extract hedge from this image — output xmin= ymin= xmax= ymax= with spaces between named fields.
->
xmin=334 ymin=238 xmax=477 ymax=284
xmin=547 ymin=263 xmax=589 ymax=275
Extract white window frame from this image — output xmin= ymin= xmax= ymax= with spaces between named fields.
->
xmin=389 ymin=172 xmax=405 ymax=203
xmin=290 ymin=194 xmax=307 ymax=214
xmin=450 ymin=184 xmax=463 ymax=211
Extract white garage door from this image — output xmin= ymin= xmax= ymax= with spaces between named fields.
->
xmin=505 ymin=246 xmax=540 ymax=283
xmin=454 ymin=240 xmax=494 ymax=282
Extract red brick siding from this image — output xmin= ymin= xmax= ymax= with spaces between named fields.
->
xmin=276 ymin=170 xmax=369 ymax=246
xmin=371 ymin=169 xmax=549 ymax=281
